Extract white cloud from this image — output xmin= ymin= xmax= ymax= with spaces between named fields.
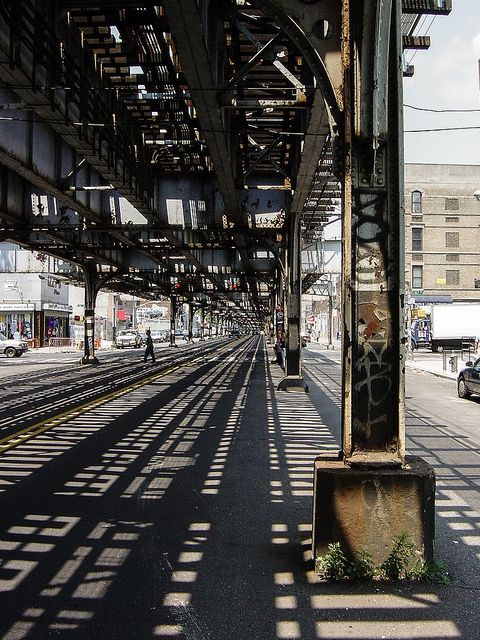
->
xmin=430 ymin=34 xmax=480 ymax=107
xmin=403 ymin=7 xmax=480 ymax=164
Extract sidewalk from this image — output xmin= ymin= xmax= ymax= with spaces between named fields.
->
xmin=405 ymin=349 xmax=477 ymax=380
xmin=270 ymin=340 xmax=480 ymax=639
xmin=310 ymin=336 xmax=476 ymax=381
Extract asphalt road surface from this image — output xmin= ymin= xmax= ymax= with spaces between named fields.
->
xmin=0 ymin=341 xmax=478 ymax=639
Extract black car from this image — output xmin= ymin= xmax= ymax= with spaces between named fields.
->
xmin=457 ymin=357 xmax=480 ymax=399
xmin=301 ymin=334 xmax=311 ymax=348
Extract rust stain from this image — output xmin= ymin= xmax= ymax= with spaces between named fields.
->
xmin=359 ymin=302 xmax=381 ymax=339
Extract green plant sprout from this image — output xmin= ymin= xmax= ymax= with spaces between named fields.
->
xmin=315 ymin=532 xmax=451 ymax=585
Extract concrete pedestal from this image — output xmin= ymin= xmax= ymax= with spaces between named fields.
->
xmin=80 ymin=355 xmax=99 ymax=365
xmin=312 ymin=455 xmax=435 ymax=566
xmin=277 ymin=376 xmax=309 ymax=392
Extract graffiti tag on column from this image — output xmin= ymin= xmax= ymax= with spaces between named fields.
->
xmin=352 ymin=195 xmax=396 ymax=447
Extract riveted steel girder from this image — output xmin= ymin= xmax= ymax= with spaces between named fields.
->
xmin=341 ymin=0 xmax=405 ymax=466
xmin=0 ymin=0 xmax=448 ymax=334
xmin=162 ymin=0 xmax=242 ymax=223
xmin=252 ymin=0 xmax=343 ymax=118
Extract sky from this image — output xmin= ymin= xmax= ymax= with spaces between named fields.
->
xmin=403 ymin=0 xmax=480 ymax=165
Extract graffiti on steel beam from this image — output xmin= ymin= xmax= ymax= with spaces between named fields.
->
xmin=351 ymin=192 xmax=398 ymax=449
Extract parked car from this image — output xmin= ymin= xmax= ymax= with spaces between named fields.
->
xmin=301 ymin=334 xmax=311 ymax=348
xmin=457 ymin=358 xmax=480 ymax=399
xmin=151 ymin=330 xmax=168 ymax=343
xmin=115 ymin=330 xmax=143 ymax=348
xmin=0 ymin=332 xmax=29 ymax=358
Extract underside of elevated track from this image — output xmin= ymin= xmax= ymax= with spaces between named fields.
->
xmin=0 ymin=1 xmax=451 ymax=462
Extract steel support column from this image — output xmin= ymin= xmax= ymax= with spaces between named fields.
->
xmin=341 ymin=0 xmax=405 ymax=464
xmin=313 ymin=2 xmax=435 ymax=568
xmin=274 ymin=266 xmax=285 ymax=343
xmin=169 ymin=297 xmax=178 ymax=347
xmin=278 ymin=214 xmax=308 ymax=392
xmin=199 ymin=306 xmax=206 ymax=341
xmin=187 ymin=304 xmax=194 ymax=343
xmin=80 ymin=264 xmax=99 ymax=365
xmin=327 ymin=280 xmax=334 ymax=349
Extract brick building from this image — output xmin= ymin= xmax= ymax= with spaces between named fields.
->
xmin=405 ymin=163 xmax=480 ymax=304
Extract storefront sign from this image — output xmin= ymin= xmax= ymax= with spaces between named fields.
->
xmin=43 ymin=303 xmax=72 ymax=313
xmin=0 ymin=303 xmax=35 ymax=311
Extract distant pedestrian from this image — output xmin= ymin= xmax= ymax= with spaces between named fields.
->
xmin=143 ymin=329 xmax=156 ymax=363
xmin=279 ymin=331 xmax=286 ymax=369
xmin=274 ymin=330 xmax=286 ymax=369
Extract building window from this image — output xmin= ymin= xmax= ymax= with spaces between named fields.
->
xmin=445 ymin=197 xmax=459 ymax=211
xmin=411 ymin=190 xmax=422 ymax=214
xmin=445 ymin=216 xmax=459 ymax=223
xmin=445 ymin=232 xmax=459 ymax=248
xmin=412 ymin=265 xmax=423 ymax=289
xmin=446 ymin=270 xmax=460 ymax=286
xmin=446 ymin=254 xmax=459 ymax=262
xmin=412 ymin=227 xmax=423 ymax=251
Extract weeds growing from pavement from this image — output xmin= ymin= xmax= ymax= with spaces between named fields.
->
xmin=316 ymin=542 xmax=348 ymax=581
xmin=315 ymin=533 xmax=451 ymax=585
xmin=380 ymin=532 xmax=416 ymax=580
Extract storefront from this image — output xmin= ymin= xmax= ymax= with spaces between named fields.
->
xmin=0 ymin=303 xmax=35 ymax=340
xmin=42 ymin=302 xmax=72 ymax=345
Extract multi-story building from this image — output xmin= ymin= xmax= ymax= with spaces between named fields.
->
xmin=405 ymin=163 xmax=480 ymax=306
xmin=0 ymin=244 xmax=72 ymax=346
xmin=305 ymin=164 xmax=480 ymax=338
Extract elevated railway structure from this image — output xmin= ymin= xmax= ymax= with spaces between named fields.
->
xmin=0 ymin=0 xmax=451 ymax=557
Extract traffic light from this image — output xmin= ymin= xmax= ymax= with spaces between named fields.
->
xmin=226 ymin=278 xmax=240 ymax=290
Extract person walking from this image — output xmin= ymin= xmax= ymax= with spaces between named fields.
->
xmin=143 ymin=329 xmax=156 ymax=363
xmin=279 ymin=330 xmax=286 ymax=369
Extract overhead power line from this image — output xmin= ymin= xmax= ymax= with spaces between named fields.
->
xmin=404 ymin=104 xmax=480 ymax=113
xmin=0 ymin=106 xmax=478 ymax=136
xmin=404 ymin=126 xmax=480 ymax=133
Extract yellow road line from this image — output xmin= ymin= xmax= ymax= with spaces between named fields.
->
xmin=0 ymin=338 xmax=243 ymax=455
xmin=0 ymin=363 xmax=179 ymax=454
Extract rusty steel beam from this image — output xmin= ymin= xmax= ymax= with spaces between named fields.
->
xmin=341 ymin=0 xmax=405 ymax=466
xmin=162 ymin=0 xmax=242 ymax=225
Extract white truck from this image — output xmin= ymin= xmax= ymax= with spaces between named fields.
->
xmin=428 ymin=303 xmax=480 ymax=352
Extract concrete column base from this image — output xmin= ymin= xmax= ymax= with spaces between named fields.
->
xmin=312 ymin=455 xmax=435 ymax=566
xmin=80 ymin=355 xmax=99 ymax=365
xmin=277 ymin=376 xmax=309 ymax=393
